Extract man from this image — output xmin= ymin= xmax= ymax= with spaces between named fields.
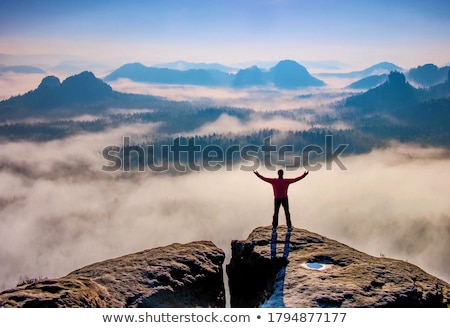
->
xmin=254 ymin=169 xmax=309 ymax=231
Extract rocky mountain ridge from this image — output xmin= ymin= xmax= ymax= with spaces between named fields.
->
xmin=103 ymin=60 xmax=325 ymax=89
xmin=1 ymin=227 xmax=448 ymax=308
xmin=0 ymin=70 xmax=166 ymax=120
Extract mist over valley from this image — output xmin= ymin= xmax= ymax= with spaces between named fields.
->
xmin=0 ymin=58 xmax=449 ymax=293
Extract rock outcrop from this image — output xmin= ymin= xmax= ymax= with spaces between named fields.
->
xmin=0 ymin=241 xmax=225 ymax=308
xmin=227 ymin=226 xmax=450 ymax=308
xmin=2 ymin=227 xmax=449 ymax=308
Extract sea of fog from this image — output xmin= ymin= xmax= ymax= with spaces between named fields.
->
xmin=0 ymin=74 xmax=449 ymax=291
xmin=0 ymin=127 xmax=449 ymax=290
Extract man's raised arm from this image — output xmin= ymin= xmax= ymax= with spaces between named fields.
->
xmin=253 ymin=170 xmax=271 ymax=182
xmin=291 ymin=170 xmax=309 ymax=182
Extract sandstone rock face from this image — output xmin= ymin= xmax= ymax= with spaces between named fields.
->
xmin=0 ymin=241 xmax=225 ymax=308
xmin=227 ymin=226 xmax=450 ymax=308
xmin=2 ymin=227 xmax=448 ymax=308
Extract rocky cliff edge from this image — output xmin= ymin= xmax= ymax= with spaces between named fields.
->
xmin=1 ymin=227 xmax=449 ymax=308
xmin=0 ymin=241 xmax=225 ymax=308
xmin=226 ymin=226 xmax=450 ymax=307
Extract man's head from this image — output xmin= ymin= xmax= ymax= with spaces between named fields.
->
xmin=278 ymin=169 xmax=284 ymax=178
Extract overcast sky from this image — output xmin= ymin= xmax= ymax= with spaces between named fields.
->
xmin=1 ymin=0 xmax=449 ymax=69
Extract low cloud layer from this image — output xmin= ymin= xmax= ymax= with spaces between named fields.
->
xmin=1 ymin=128 xmax=449 ymax=291
xmin=109 ymin=79 xmax=351 ymax=112
xmin=187 ymin=113 xmax=312 ymax=136
xmin=1 ymin=67 xmax=448 ymax=295
xmin=186 ymin=113 xmax=351 ymax=137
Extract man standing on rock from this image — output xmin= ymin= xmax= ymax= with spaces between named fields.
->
xmin=254 ymin=169 xmax=309 ymax=231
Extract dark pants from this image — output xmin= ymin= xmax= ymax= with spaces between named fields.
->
xmin=273 ymin=197 xmax=292 ymax=229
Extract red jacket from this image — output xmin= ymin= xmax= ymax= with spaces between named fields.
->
xmin=255 ymin=171 xmax=307 ymax=198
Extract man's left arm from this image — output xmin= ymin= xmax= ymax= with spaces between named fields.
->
xmin=291 ymin=170 xmax=309 ymax=182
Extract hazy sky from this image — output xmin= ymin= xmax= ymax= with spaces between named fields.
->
xmin=1 ymin=0 xmax=449 ymax=69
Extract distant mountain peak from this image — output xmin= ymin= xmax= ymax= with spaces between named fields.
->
xmin=407 ymin=63 xmax=450 ymax=87
xmin=37 ymin=75 xmax=61 ymax=90
xmin=62 ymin=70 xmax=105 ymax=85
xmin=60 ymin=71 xmax=113 ymax=98
xmin=344 ymin=71 xmax=422 ymax=113
xmin=269 ymin=60 xmax=326 ymax=89
xmin=364 ymin=61 xmax=403 ymax=72
xmin=0 ymin=65 xmax=46 ymax=74
xmin=317 ymin=61 xmax=402 ymax=79
xmin=387 ymin=71 xmax=406 ymax=86
xmin=233 ymin=65 xmax=266 ymax=87
xmin=119 ymin=62 xmax=147 ymax=69
xmin=272 ymin=59 xmax=308 ymax=71
xmin=0 ymin=71 xmax=116 ymax=120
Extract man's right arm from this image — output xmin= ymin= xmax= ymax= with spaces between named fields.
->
xmin=254 ymin=170 xmax=270 ymax=182
xmin=253 ymin=170 xmax=262 ymax=179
